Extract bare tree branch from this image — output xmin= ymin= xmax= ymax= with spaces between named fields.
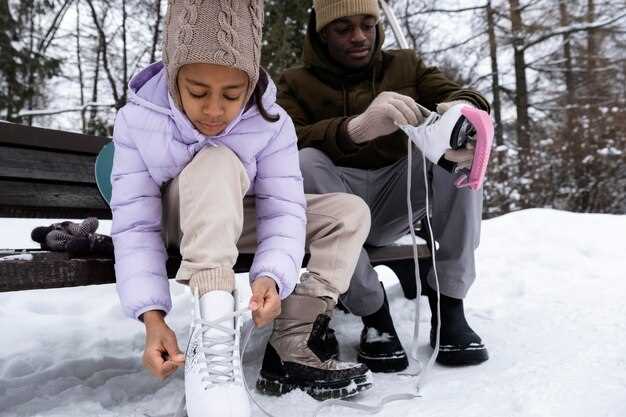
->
xmin=522 ymin=12 xmax=626 ymax=50
xmin=85 ymin=0 xmax=121 ymax=106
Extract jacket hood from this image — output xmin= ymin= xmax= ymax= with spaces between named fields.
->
xmin=302 ymin=10 xmax=385 ymax=87
xmin=127 ymin=62 xmax=277 ymax=140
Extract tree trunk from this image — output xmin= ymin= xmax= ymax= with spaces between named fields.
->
xmin=149 ymin=0 xmax=162 ymax=63
xmin=88 ymin=42 xmax=102 ymax=135
xmin=85 ymin=0 xmax=120 ymax=107
xmin=586 ymin=0 xmax=598 ymax=102
xmin=508 ymin=0 xmax=531 ymax=173
xmin=486 ymin=0 xmax=503 ymax=147
xmin=26 ymin=3 xmax=35 ymax=126
xmin=76 ymin=0 xmax=86 ymax=131
xmin=559 ymin=0 xmax=576 ymax=135
xmin=121 ymin=0 xmax=128 ymax=105
xmin=402 ymin=0 xmax=417 ymax=50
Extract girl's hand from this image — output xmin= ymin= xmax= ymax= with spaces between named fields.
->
xmin=142 ymin=310 xmax=185 ymax=380
xmin=249 ymin=276 xmax=281 ymax=327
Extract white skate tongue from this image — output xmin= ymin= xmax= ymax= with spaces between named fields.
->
xmin=199 ymin=290 xmax=235 ymax=323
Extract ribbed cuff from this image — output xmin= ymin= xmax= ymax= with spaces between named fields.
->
xmin=315 ymin=0 xmax=381 ymax=31
xmin=338 ymin=116 xmax=368 ymax=153
xmin=346 ymin=114 xmax=370 ymax=144
xmin=189 ymin=267 xmax=235 ymax=297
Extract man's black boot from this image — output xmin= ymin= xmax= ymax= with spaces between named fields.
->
xmin=357 ymin=283 xmax=409 ymax=372
xmin=425 ymin=284 xmax=489 ymax=366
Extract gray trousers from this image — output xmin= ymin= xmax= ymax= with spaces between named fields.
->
xmin=299 ymin=147 xmax=483 ymax=316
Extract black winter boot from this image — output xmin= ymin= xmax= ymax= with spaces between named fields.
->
xmin=357 ymin=283 xmax=409 ymax=373
xmin=257 ymin=295 xmax=372 ymax=400
xmin=424 ymin=284 xmax=489 ymax=366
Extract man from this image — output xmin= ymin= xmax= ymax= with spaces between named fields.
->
xmin=276 ymin=0 xmax=491 ymax=370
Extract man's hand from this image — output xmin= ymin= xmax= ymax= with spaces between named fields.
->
xmin=249 ymin=276 xmax=281 ymax=327
xmin=142 ymin=310 xmax=185 ymax=380
xmin=347 ymin=92 xmax=426 ymax=144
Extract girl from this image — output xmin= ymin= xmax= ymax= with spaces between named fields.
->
xmin=110 ymin=1 xmax=373 ymax=416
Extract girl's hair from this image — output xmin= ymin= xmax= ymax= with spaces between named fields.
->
xmin=254 ymin=69 xmax=279 ymax=123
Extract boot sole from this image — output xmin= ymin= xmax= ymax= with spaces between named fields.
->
xmin=435 ymin=347 xmax=489 ymax=366
xmin=357 ymin=351 xmax=409 ymax=373
xmin=256 ymin=370 xmax=373 ymax=401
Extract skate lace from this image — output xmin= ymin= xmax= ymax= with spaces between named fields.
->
xmin=192 ymin=317 xmax=239 ymax=385
xmin=184 ymin=289 xmax=249 ymax=388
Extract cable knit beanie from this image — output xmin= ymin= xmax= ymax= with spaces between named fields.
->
xmin=163 ymin=0 xmax=264 ymax=110
xmin=313 ymin=0 xmax=380 ymax=32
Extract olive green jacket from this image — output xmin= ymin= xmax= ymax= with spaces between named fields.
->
xmin=277 ymin=12 xmax=490 ymax=169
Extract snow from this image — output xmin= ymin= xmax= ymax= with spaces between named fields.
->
xmin=364 ymin=328 xmax=393 ymax=344
xmin=0 ymin=254 xmax=33 ymax=262
xmin=597 ymin=147 xmax=623 ymax=157
xmin=1 ymin=209 xmax=626 ymax=417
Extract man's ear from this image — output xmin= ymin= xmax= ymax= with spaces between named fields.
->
xmin=319 ymin=27 xmax=328 ymax=43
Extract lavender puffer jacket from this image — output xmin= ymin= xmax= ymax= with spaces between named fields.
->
xmin=111 ymin=62 xmax=306 ymax=320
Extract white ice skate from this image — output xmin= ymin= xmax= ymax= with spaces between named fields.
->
xmin=183 ymin=289 xmax=250 ymax=417
xmin=398 ymin=103 xmax=494 ymax=190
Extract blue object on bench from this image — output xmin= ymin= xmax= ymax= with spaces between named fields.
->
xmin=95 ymin=142 xmax=114 ymax=205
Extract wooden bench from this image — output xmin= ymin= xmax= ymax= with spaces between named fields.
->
xmin=0 ymin=121 xmax=429 ymax=293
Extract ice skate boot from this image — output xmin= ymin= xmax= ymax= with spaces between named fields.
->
xmin=398 ymin=103 xmax=494 ymax=190
xmin=184 ymin=290 xmax=249 ymax=417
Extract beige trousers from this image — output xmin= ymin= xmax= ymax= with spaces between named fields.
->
xmin=161 ymin=146 xmax=370 ymax=301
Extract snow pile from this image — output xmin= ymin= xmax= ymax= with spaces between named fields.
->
xmin=1 ymin=209 xmax=625 ymax=417
xmin=0 ymin=254 xmax=33 ymax=262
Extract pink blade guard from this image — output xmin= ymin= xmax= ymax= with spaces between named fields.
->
xmin=455 ymin=107 xmax=494 ymax=190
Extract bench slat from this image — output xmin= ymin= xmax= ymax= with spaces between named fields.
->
xmin=0 ymin=245 xmax=429 ymax=292
xmin=0 ymin=122 xmax=110 ymax=154
xmin=0 ymin=180 xmax=110 ymax=219
xmin=0 ymin=146 xmax=96 ymax=184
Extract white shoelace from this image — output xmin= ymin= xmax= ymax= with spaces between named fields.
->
xmin=188 ymin=319 xmax=238 ymax=386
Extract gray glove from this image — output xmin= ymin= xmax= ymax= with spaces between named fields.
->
xmin=347 ymin=92 xmax=427 ymax=144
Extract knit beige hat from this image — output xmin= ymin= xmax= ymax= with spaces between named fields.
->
xmin=313 ymin=0 xmax=380 ymax=32
xmin=163 ymin=0 xmax=264 ymax=110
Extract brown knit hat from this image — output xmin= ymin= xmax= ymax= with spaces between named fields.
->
xmin=313 ymin=0 xmax=380 ymax=32
xmin=163 ymin=0 xmax=264 ymax=110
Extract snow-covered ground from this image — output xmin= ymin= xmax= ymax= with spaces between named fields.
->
xmin=1 ymin=209 xmax=625 ymax=417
